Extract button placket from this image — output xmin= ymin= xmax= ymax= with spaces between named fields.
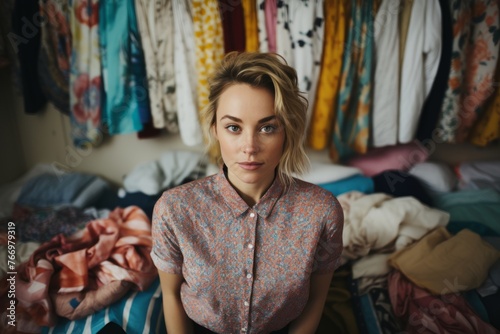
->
xmin=241 ymin=210 xmax=257 ymax=333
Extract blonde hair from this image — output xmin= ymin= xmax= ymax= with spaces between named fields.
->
xmin=200 ymin=51 xmax=309 ymax=187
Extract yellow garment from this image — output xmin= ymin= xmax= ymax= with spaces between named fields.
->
xmin=192 ymin=0 xmax=224 ymax=113
xmin=470 ymin=61 xmax=500 ymax=146
xmin=389 ymin=227 xmax=500 ymax=295
xmin=192 ymin=0 xmax=225 ymax=160
xmin=307 ymin=0 xmax=346 ymax=150
xmin=242 ymin=0 xmax=259 ymax=52
xmin=399 ymin=0 xmax=414 ymax=71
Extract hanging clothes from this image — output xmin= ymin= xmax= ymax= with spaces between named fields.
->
xmin=12 ymin=0 xmax=47 ymax=114
xmin=172 ymin=0 xmax=203 ymax=146
xmin=275 ymin=0 xmax=324 ymax=128
xmin=99 ymin=0 xmax=149 ymax=135
xmin=436 ymin=0 xmax=472 ymax=143
xmin=398 ymin=0 xmax=414 ymax=70
xmin=399 ymin=0 xmax=442 ymax=144
xmin=257 ymin=0 xmax=269 ymax=52
xmin=242 ymin=0 xmax=259 ymax=52
xmin=470 ymin=59 xmax=500 ymax=146
xmin=192 ymin=0 xmax=225 ymax=114
xmin=38 ymin=0 xmax=71 ymax=115
xmin=307 ymin=0 xmax=346 ymax=150
xmin=219 ymin=0 xmax=246 ymax=53
xmin=265 ymin=0 xmax=278 ymax=53
xmin=437 ymin=0 xmax=500 ymax=143
xmin=416 ymin=0 xmax=453 ymax=142
xmin=372 ymin=0 xmax=401 ymax=148
xmin=134 ymin=0 xmax=178 ymax=133
xmin=455 ymin=0 xmax=499 ymax=142
xmin=330 ymin=0 xmax=374 ymax=163
xmin=69 ymin=0 xmax=103 ymax=148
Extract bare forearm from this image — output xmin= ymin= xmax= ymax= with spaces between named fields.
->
xmin=288 ymin=296 xmax=326 ymax=334
xmin=163 ymin=293 xmax=194 ymax=334
xmin=289 ymin=272 xmax=333 ymax=334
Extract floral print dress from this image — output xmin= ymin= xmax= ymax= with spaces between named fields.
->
xmin=437 ymin=0 xmax=500 ymax=143
xmin=330 ymin=0 xmax=374 ymax=162
xmin=69 ymin=0 xmax=103 ymax=147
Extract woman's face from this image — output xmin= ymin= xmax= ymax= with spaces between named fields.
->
xmin=214 ymin=83 xmax=285 ymax=193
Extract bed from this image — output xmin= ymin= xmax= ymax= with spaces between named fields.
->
xmin=1 ymin=156 xmax=499 ymax=334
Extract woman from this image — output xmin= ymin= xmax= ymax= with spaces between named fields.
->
xmin=151 ymin=52 xmax=344 ymax=334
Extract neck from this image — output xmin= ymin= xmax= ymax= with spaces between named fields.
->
xmin=225 ymin=168 xmax=275 ymax=207
xmin=232 ymin=181 xmax=270 ymax=207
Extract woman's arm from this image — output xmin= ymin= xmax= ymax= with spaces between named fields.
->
xmin=288 ymin=272 xmax=333 ymax=334
xmin=158 ymin=270 xmax=194 ymax=334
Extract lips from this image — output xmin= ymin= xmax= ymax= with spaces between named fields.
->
xmin=238 ymin=162 xmax=263 ymax=171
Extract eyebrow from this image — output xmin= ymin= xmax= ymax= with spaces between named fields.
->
xmin=219 ymin=115 xmax=277 ymax=124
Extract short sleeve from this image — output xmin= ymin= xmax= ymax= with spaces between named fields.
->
xmin=313 ymin=195 xmax=344 ymax=274
xmin=150 ymin=192 xmax=184 ymax=274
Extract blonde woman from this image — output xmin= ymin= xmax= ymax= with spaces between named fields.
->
xmin=151 ymin=52 xmax=344 ymax=334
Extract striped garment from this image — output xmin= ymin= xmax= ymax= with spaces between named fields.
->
xmin=42 ymin=278 xmax=165 ymax=334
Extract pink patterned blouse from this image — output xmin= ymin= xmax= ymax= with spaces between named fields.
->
xmin=151 ymin=168 xmax=344 ymax=334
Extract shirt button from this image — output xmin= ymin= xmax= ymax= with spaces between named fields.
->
xmin=244 ymin=301 xmax=249 ymax=306
xmin=249 ymin=212 xmax=255 ymax=218
xmin=247 ymin=243 xmax=254 ymax=249
xmin=246 ymin=273 xmax=252 ymax=279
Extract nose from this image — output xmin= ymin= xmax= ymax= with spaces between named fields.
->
xmin=242 ymin=132 xmax=259 ymax=155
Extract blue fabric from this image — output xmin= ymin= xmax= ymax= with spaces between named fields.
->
xmin=433 ymin=189 xmax=500 ymax=236
xmin=42 ymin=278 xmax=165 ymax=334
xmin=463 ymin=290 xmax=490 ymax=324
xmin=99 ymin=0 xmax=150 ymax=134
xmin=358 ymin=293 xmax=381 ymax=334
xmin=447 ymin=221 xmax=500 ymax=237
xmin=17 ymin=173 xmax=96 ymax=207
xmin=319 ymin=174 xmax=374 ymax=196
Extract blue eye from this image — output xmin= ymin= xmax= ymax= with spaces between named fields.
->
xmin=226 ymin=125 xmax=240 ymax=132
xmin=261 ymin=125 xmax=276 ymax=133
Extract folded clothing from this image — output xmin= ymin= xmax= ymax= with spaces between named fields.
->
xmin=409 ymin=161 xmax=458 ymax=193
xmin=123 ymin=150 xmax=205 ymax=195
xmin=319 ymin=174 xmax=374 ymax=196
xmin=433 ymin=188 xmax=500 ymax=236
xmin=458 ymin=160 xmax=500 ymax=192
xmin=298 ymin=162 xmax=361 ymax=185
xmin=13 ymin=206 xmax=94 ymax=242
xmin=16 ymin=172 xmax=108 ymax=209
xmin=389 ymin=227 xmax=500 ymax=294
xmin=345 ymin=141 xmax=429 ymax=177
xmin=372 ymin=169 xmax=434 ymax=206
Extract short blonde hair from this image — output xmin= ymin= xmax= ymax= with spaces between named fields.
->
xmin=201 ymin=51 xmax=309 ymax=187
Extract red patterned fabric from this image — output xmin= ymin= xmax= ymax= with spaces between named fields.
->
xmin=0 ymin=206 xmax=156 ymax=329
xmin=388 ymin=270 xmax=500 ymax=334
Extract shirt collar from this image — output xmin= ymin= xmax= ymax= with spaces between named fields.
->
xmin=216 ymin=165 xmax=284 ymax=219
